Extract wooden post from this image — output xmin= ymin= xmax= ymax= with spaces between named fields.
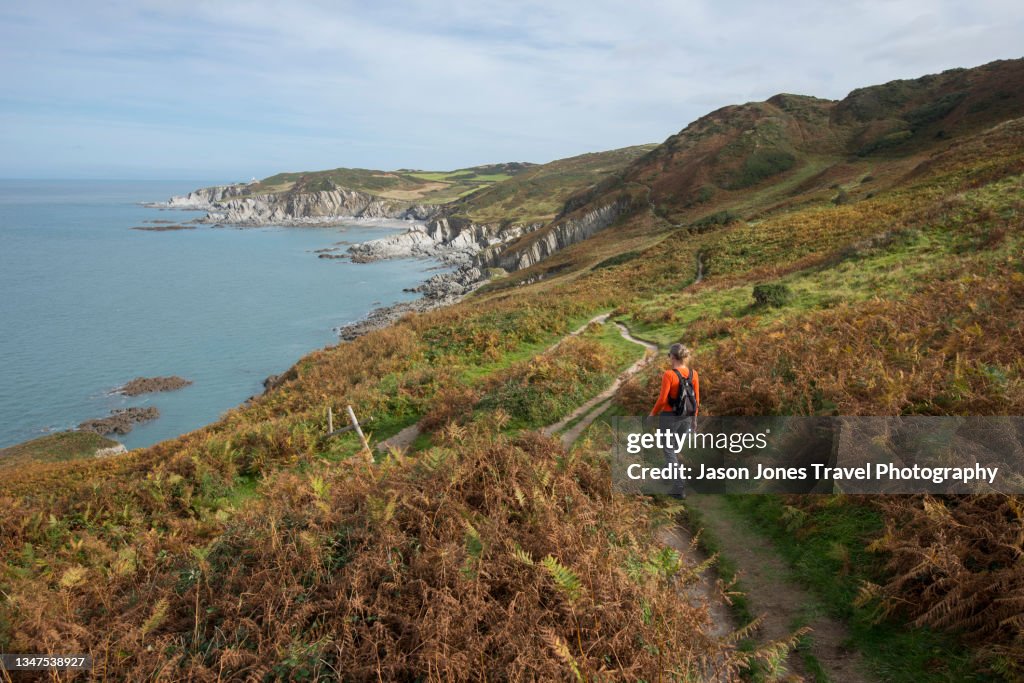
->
xmin=347 ymin=405 xmax=372 ymax=455
xmin=328 ymin=406 xmax=334 ymax=434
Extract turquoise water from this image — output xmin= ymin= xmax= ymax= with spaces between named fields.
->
xmin=0 ymin=180 xmax=441 ymax=449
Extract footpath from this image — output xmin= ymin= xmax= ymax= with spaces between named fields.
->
xmin=375 ymin=308 xmax=872 ymax=681
xmin=547 ymin=317 xmax=873 ymax=682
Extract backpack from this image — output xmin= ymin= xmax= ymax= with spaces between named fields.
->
xmin=669 ymin=369 xmax=698 ymax=417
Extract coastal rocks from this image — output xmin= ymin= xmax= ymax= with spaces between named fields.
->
xmin=116 ymin=376 xmax=193 ymax=396
xmin=335 ymin=265 xmax=485 ymax=340
xmin=78 ymin=407 xmax=160 ymax=436
xmin=94 ymin=443 xmax=129 ymax=458
xmin=407 ymin=266 xmax=483 ymax=298
xmin=347 ymin=216 xmax=541 ymax=265
xmin=131 ymin=224 xmax=196 ymax=231
xmin=156 ymin=185 xmax=442 ymax=225
xmin=147 ymin=183 xmax=251 ymax=210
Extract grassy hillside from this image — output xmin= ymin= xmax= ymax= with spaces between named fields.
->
xmin=0 ymin=431 xmax=119 ymax=469
xmin=504 ymin=58 xmax=1024 ymax=264
xmin=450 ymin=144 xmax=656 ymax=224
xmin=234 ymin=146 xmax=652 ymax=215
xmin=243 ymin=162 xmax=534 ymax=204
xmin=2 ymin=59 xmax=1023 ymax=680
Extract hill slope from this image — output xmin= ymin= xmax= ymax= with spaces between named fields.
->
xmin=488 ymin=58 xmax=1024 ymax=273
xmin=3 ymin=58 xmax=1024 ymax=680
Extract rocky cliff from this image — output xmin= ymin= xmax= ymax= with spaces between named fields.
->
xmin=475 ymin=197 xmax=635 ymax=271
xmin=347 ymin=216 xmax=542 ymax=265
xmin=154 ymin=184 xmax=440 ymax=224
xmin=155 ymin=183 xmax=250 ymax=209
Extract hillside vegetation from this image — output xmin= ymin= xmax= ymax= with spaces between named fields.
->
xmin=236 ymin=146 xmax=653 ymax=214
xmin=2 ymin=59 xmax=1024 ymax=680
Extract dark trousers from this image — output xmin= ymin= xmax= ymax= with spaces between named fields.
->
xmin=659 ymin=411 xmax=693 ymax=496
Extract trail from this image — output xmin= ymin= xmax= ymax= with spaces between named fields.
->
xmin=541 ymin=322 xmax=657 ymax=446
xmin=378 ymin=279 xmax=870 ymax=679
xmin=688 ymin=495 xmax=872 ymax=682
xmin=546 ymin=315 xmax=873 ymax=681
xmin=540 ymin=319 xmax=735 ymax=641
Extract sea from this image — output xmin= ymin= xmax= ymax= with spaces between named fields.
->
xmin=0 ymin=179 xmax=444 ymax=450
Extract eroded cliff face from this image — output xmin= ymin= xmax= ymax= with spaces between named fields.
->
xmin=475 ymin=198 xmax=633 ymax=271
xmin=157 ymin=183 xmax=635 ymax=282
xmin=347 ymin=216 xmax=543 ymax=264
xmin=160 ymin=184 xmax=250 ymax=209
xmin=157 ymin=185 xmax=439 ymax=224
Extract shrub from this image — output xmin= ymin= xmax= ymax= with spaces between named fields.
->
xmin=594 ymin=250 xmax=641 ymax=269
xmin=904 ymin=91 xmax=967 ymax=130
xmin=858 ymin=129 xmax=913 ymax=156
xmin=724 ymin=149 xmax=797 ymax=190
xmin=684 ymin=185 xmax=715 ymax=208
xmin=752 ymin=283 xmax=792 ymax=308
xmin=691 ymin=210 xmax=739 ymax=230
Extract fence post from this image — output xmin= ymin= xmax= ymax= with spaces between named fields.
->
xmin=346 ymin=405 xmax=372 ymax=456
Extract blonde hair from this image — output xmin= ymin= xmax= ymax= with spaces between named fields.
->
xmin=668 ymin=343 xmax=691 ymax=361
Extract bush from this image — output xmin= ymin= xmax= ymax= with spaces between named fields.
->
xmin=858 ymin=129 xmax=913 ymax=156
xmin=724 ymin=150 xmax=796 ymax=190
xmin=594 ymin=250 xmax=641 ymax=269
xmin=752 ymin=283 xmax=792 ymax=308
xmin=691 ymin=210 xmax=739 ymax=230
xmin=904 ymin=91 xmax=967 ymax=130
xmin=684 ymin=185 xmax=715 ymax=208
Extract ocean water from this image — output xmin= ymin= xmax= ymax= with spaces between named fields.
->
xmin=0 ymin=179 xmax=442 ymax=450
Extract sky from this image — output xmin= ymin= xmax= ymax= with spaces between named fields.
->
xmin=1 ymin=0 xmax=1022 ymax=180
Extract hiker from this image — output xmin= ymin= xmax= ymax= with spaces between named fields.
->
xmin=650 ymin=343 xmax=700 ymax=498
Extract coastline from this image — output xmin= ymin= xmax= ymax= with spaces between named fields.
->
xmin=0 ymin=180 xmax=466 ymax=453
xmin=333 ymin=264 xmax=484 ymax=340
xmin=150 ymin=192 xmax=493 ymax=340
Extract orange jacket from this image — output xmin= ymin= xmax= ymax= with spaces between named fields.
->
xmin=650 ymin=367 xmax=700 ymax=416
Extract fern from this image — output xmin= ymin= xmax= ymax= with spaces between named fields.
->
xmin=543 ymin=628 xmax=584 ymax=682
xmin=141 ymin=598 xmax=169 ymax=637
xmin=461 ymin=520 xmax=484 ymax=579
xmin=541 ymin=555 xmax=583 ymax=602
xmin=511 ymin=543 xmax=534 ymax=566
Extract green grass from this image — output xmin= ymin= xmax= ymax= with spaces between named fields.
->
xmin=247 ymin=164 xmax=529 ymax=206
xmin=453 ymin=145 xmax=656 ymax=224
xmin=473 ymin=321 xmax=646 ymax=432
xmin=406 ymin=172 xmax=456 ymax=182
xmin=455 ymin=310 xmax=606 ymax=383
xmin=621 ymin=224 xmax=966 ymax=349
xmin=0 ymin=431 xmax=120 ymax=469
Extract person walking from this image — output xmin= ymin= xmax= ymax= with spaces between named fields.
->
xmin=650 ymin=343 xmax=700 ymax=498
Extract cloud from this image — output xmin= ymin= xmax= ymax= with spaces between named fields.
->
xmin=1 ymin=0 xmax=1022 ymax=178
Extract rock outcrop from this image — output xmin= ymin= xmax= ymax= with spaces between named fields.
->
xmin=334 ymin=264 xmax=486 ymax=340
xmin=116 ymin=376 xmax=192 ymax=396
xmin=150 ymin=184 xmax=250 ymax=210
xmin=347 ymin=216 xmax=542 ymax=265
xmin=152 ymin=184 xmax=441 ymax=225
xmin=94 ymin=444 xmax=129 ymax=458
xmin=476 ymin=197 xmax=634 ymax=272
xmin=78 ymin=407 xmax=160 ymax=436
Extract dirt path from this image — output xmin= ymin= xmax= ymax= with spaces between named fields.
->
xmin=542 ymin=323 xmax=658 ymax=447
xmin=546 ymin=317 xmax=872 ymax=681
xmin=685 ymin=495 xmax=873 ymax=682
xmin=539 ymin=321 xmax=738 ymax=657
